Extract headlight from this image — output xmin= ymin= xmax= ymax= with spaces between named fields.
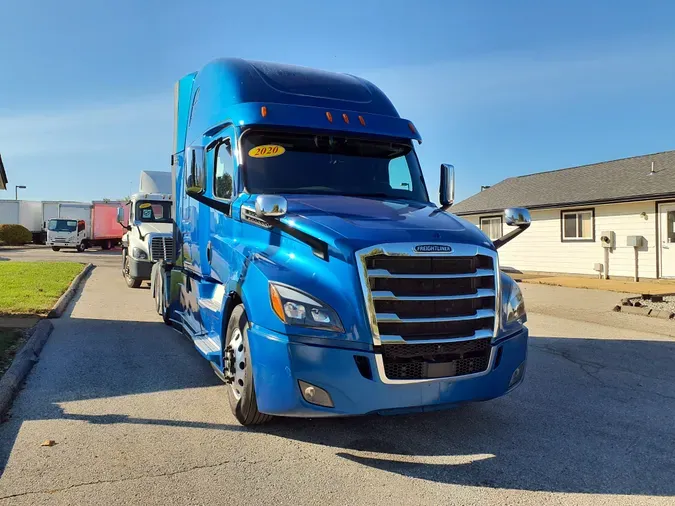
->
xmin=502 ymin=277 xmax=526 ymax=325
xmin=269 ymin=282 xmax=344 ymax=332
xmin=132 ymin=247 xmax=148 ymax=260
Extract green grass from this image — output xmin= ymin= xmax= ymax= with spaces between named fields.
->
xmin=0 ymin=262 xmax=85 ymax=315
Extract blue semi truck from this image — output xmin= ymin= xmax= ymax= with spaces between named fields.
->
xmin=151 ymin=58 xmax=531 ymax=425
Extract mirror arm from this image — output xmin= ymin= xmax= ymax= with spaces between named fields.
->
xmin=492 ymin=223 xmax=531 ymax=250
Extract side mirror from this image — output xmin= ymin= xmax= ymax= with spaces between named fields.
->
xmin=505 ymin=208 xmax=531 ymax=227
xmin=255 ymin=195 xmax=287 ymax=218
xmin=440 ymin=164 xmax=455 ymax=210
xmin=493 ymin=207 xmax=531 ymax=250
xmin=116 ymin=207 xmax=125 ymax=224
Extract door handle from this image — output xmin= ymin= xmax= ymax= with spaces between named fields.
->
xmin=207 ymin=241 xmax=212 ymax=264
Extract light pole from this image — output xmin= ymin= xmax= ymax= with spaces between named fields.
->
xmin=15 ymin=185 xmax=26 ymax=200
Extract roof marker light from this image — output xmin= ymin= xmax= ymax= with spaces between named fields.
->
xmin=261 ymin=106 xmax=267 ymax=118
xmin=342 ymin=113 xmax=349 ymax=124
xmin=326 ymin=112 xmax=333 ymax=123
xmin=408 ymin=122 xmax=416 ymax=134
xmin=358 ymin=115 xmax=366 ymax=126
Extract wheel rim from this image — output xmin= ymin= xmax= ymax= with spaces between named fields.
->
xmin=124 ymin=256 xmax=132 ymax=281
xmin=229 ymin=328 xmax=246 ymax=400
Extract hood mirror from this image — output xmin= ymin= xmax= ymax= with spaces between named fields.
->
xmin=116 ymin=207 xmax=125 ymax=224
xmin=440 ymin=164 xmax=455 ymax=211
xmin=505 ymin=208 xmax=531 ymax=226
xmin=493 ymin=207 xmax=531 ymax=249
xmin=255 ymin=195 xmax=287 ymax=218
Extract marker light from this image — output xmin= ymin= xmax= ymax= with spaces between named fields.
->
xmin=408 ymin=122 xmax=416 ymax=134
xmin=261 ymin=106 xmax=267 ymax=118
xmin=342 ymin=113 xmax=349 ymax=124
xmin=358 ymin=115 xmax=366 ymax=126
xmin=269 ymin=284 xmax=285 ymax=322
xmin=325 ymin=111 xmax=333 ymax=123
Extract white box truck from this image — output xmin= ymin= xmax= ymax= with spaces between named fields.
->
xmin=0 ymin=200 xmax=43 ymax=243
xmin=46 ymin=201 xmax=129 ymax=252
xmin=40 ymin=201 xmax=91 ymax=243
xmin=116 ymin=171 xmax=173 ymax=288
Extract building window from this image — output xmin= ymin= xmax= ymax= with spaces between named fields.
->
xmin=480 ymin=216 xmax=503 ymax=241
xmin=561 ymin=209 xmax=594 ymax=241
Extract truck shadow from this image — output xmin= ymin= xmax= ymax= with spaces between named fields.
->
xmin=258 ymin=334 xmax=675 ymax=496
xmin=0 ymin=320 xmax=673 ymax=497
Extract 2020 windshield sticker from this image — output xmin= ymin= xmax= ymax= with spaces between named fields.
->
xmin=248 ymin=145 xmax=286 ymax=158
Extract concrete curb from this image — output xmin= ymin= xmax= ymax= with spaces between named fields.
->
xmin=616 ymin=300 xmax=674 ymax=320
xmin=47 ymin=263 xmax=94 ymax=319
xmin=0 ymin=320 xmax=54 ymax=418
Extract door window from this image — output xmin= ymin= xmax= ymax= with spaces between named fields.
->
xmin=668 ymin=211 xmax=675 ymax=243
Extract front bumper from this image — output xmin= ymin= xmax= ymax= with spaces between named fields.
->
xmin=128 ymin=257 xmax=153 ymax=280
xmin=247 ymin=325 xmax=529 ymax=417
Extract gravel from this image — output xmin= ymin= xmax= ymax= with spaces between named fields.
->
xmin=632 ymin=295 xmax=675 ymax=313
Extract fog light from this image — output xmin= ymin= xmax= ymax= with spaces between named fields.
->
xmin=509 ymin=361 xmax=526 ymax=387
xmin=299 ymin=380 xmax=334 ymax=408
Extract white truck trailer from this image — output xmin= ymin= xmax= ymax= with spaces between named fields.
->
xmin=0 ymin=200 xmax=43 ymax=243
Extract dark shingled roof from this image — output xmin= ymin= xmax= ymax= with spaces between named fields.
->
xmin=0 ymin=154 xmax=7 ymax=191
xmin=451 ymin=150 xmax=675 ymax=215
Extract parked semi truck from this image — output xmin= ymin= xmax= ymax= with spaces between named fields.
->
xmin=151 ymin=58 xmax=531 ymax=425
xmin=117 ymin=171 xmax=173 ymax=288
xmin=47 ymin=201 xmax=128 ymax=251
xmin=0 ymin=200 xmax=42 ymax=242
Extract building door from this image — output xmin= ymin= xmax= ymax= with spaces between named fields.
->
xmin=659 ymin=203 xmax=675 ymax=278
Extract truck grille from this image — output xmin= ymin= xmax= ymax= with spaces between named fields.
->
xmin=382 ymin=338 xmax=491 ymax=380
xmin=357 ymin=244 xmax=499 ymax=382
xmin=150 ymin=237 xmax=174 ymax=262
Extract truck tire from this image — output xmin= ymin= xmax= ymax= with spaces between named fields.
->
xmin=77 ymin=242 xmax=86 ymax=253
xmin=102 ymin=240 xmax=112 ymax=251
xmin=51 ymin=247 xmax=61 ymax=252
xmin=122 ymin=250 xmax=142 ymax=288
xmin=153 ymin=265 xmax=171 ymax=325
xmin=225 ymin=305 xmax=273 ymax=426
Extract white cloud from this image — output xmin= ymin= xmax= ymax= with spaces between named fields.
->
xmin=357 ymin=36 xmax=675 ymax=116
xmin=0 ymin=94 xmax=174 ymax=158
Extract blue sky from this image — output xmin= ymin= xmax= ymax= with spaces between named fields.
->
xmin=1 ymin=0 xmax=675 ymax=204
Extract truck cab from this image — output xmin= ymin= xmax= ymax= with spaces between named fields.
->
xmin=119 ymin=190 xmax=172 ymax=288
xmin=154 ymin=58 xmax=531 ymax=425
xmin=47 ymin=218 xmax=87 ymax=251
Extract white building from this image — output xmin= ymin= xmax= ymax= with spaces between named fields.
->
xmin=451 ymin=150 xmax=675 ymax=279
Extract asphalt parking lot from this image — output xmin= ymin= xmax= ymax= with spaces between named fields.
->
xmin=0 ymin=256 xmax=673 ymax=505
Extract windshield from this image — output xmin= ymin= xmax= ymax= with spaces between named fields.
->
xmin=135 ymin=201 xmax=171 ymax=223
xmin=242 ymin=131 xmax=429 ymax=203
xmin=48 ymin=219 xmax=77 ymax=232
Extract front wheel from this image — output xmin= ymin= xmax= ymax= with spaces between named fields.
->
xmin=51 ymin=247 xmax=61 ymax=252
xmin=123 ymin=250 xmax=142 ymax=288
xmin=224 ymin=305 xmax=272 ymax=426
xmin=153 ymin=264 xmax=170 ymax=325
xmin=76 ymin=242 xmax=86 ymax=252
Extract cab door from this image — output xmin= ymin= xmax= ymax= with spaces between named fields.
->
xmin=205 ymin=128 xmax=238 ymax=285
xmin=182 ymin=144 xmax=206 ymax=277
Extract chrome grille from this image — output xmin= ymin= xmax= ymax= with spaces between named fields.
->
xmin=150 ymin=236 xmax=174 ymax=262
xmin=357 ymin=243 xmax=499 ymax=382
